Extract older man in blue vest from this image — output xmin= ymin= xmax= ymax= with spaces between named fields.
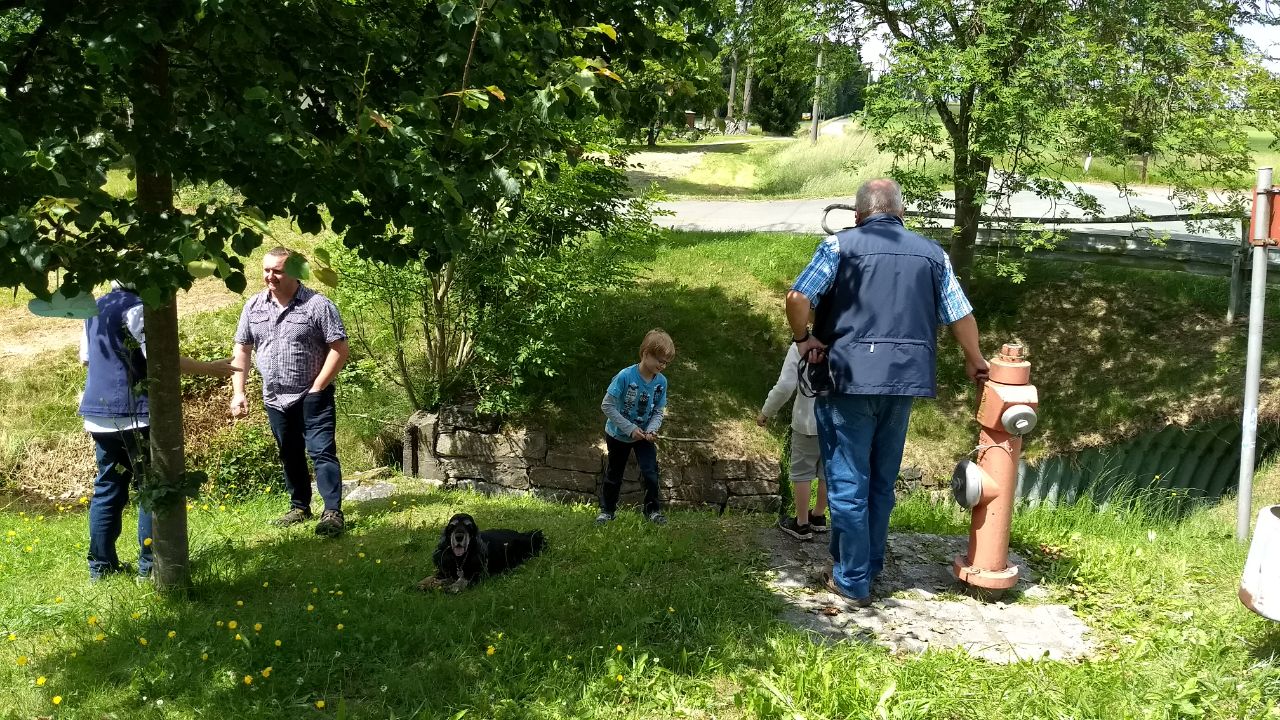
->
xmin=787 ymin=178 xmax=989 ymax=605
xmin=79 ymin=283 xmax=237 ymax=581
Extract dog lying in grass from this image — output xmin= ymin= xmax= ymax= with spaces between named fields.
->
xmin=416 ymin=512 xmax=546 ymax=593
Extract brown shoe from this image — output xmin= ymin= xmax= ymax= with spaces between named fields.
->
xmin=821 ymin=570 xmax=872 ymax=607
xmin=315 ymin=509 xmax=345 ymax=537
xmin=273 ymin=507 xmax=313 ymax=527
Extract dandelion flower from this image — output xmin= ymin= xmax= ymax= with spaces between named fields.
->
xmin=254 ymin=623 xmax=262 ymax=632
xmin=567 ymin=655 xmax=573 ymax=660
xmin=234 ymin=634 xmax=242 ymax=641
xmin=274 ymin=640 xmax=282 ymax=647
xmin=17 ymin=655 xmax=28 ymax=666
xmin=201 ymin=653 xmax=209 ymax=661
xmin=94 ymin=633 xmax=105 ymax=642
xmin=336 ymin=591 xmax=343 ymax=596
xmin=139 ymin=637 xmax=148 ymax=646
xmin=168 ymin=630 xmax=177 ymax=639
xmin=315 ymin=700 xmax=326 ymax=709
xmin=486 ymin=646 xmax=495 ymax=656
xmin=87 ymin=616 xmax=98 ymax=625
xmin=131 ymin=611 xmax=141 ymax=620
xmin=616 ymin=644 xmax=623 ymax=652
xmin=261 ymin=667 xmax=272 ymax=678
xmin=336 ymin=624 xmax=344 ymax=631
xmin=6 ymin=633 xmax=15 ymax=641
xmin=36 ymin=676 xmax=46 ymax=686
xmin=616 ymin=674 xmax=624 ymax=682
xmin=358 ymin=552 xmax=365 ymax=558
xmin=228 ymin=621 xmax=238 ymax=630
xmin=217 ymin=620 xmax=224 ymax=627
xmin=54 ymin=596 xmax=63 ymax=603
xmin=306 ymin=604 xmax=315 ymax=612
xmin=143 ymin=537 xmax=152 ymax=547
xmin=243 ymin=675 xmax=253 ymax=685
xmin=52 ymin=696 xmax=62 ymax=705
xmin=262 ymin=582 xmax=269 ymax=588
xmin=236 ymin=600 xmax=244 ymax=607
xmin=668 ymin=607 xmax=675 ymax=613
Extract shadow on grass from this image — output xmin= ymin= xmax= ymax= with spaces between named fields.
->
xmin=531 ymin=281 xmax=782 ymax=445
xmin=48 ymin=490 xmax=780 ymax=718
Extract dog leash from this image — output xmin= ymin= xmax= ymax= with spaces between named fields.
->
xmin=656 ymin=436 xmax=713 ymax=443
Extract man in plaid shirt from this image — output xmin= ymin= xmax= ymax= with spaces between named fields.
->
xmin=786 ymin=179 xmax=989 ymax=605
xmin=231 ymin=247 xmax=350 ymax=537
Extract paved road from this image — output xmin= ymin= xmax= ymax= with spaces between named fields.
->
xmin=656 ymin=182 xmax=1242 ymax=240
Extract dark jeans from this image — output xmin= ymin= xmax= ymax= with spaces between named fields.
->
xmin=265 ymin=385 xmax=342 ymax=512
xmin=88 ymin=428 xmax=154 ymax=578
xmin=601 ymin=434 xmax=661 ymax=515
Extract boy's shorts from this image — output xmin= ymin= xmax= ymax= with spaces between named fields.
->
xmin=790 ymin=432 xmax=824 ymax=484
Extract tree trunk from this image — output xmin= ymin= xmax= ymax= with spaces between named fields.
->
xmin=135 ymin=43 xmax=191 ymax=592
xmin=949 ymin=153 xmax=992 ymax=287
xmin=142 ymin=301 xmax=191 ymax=592
xmin=647 ymin=117 xmax=659 ymax=147
xmin=810 ymin=43 xmax=824 ymax=145
xmin=727 ymin=50 xmax=738 ymax=125
xmin=741 ymin=61 xmax=754 ymax=132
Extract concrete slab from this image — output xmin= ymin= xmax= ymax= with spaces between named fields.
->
xmin=758 ymin=528 xmax=1095 ymax=663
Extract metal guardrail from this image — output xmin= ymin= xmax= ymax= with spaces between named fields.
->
xmin=821 ymin=204 xmax=1254 ymax=322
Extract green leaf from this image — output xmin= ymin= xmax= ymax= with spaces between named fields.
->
xmin=284 ymin=254 xmax=312 ymax=280
xmin=28 ymin=291 xmax=98 ymax=319
xmin=243 ymin=86 xmax=269 ymax=101
xmin=313 ymin=265 xmax=339 ymax=288
xmin=571 ymin=70 xmax=597 ymax=95
xmin=297 ymin=205 xmax=323 ymax=235
xmin=187 ymin=260 xmax=217 ymax=278
xmin=313 ymin=246 xmax=331 ymax=265
xmin=226 ymin=272 xmax=248 ymax=294
xmin=596 ymin=23 xmax=617 ymax=41
xmin=485 ymin=85 xmax=506 ymax=102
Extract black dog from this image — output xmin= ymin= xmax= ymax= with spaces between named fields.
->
xmin=416 ymin=513 xmax=546 ymax=593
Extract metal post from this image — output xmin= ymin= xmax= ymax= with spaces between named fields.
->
xmin=1228 ymin=217 xmax=1248 ymax=324
xmin=1238 ymin=167 xmax=1273 ymax=542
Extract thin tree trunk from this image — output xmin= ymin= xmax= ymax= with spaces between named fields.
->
xmin=741 ymin=61 xmax=754 ymax=132
xmin=727 ymin=51 xmax=738 ymax=125
xmin=949 ymin=153 xmax=991 ymax=287
xmin=135 ymin=43 xmax=190 ymax=592
xmin=810 ymin=43 xmax=824 ymax=144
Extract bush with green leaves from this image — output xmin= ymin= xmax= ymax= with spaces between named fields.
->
xmin=329 ymin=151 xmax=661 ymax=416
xmin=191 ymin=421 xmax=281 ymax=501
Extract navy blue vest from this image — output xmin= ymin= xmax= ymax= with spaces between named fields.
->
xmin=78 ymin=290 xmax=149 ymax=418
xmin=813 ymin=214 xmax=944 ymax=398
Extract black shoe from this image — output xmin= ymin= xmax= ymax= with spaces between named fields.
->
xmin=646 ymin=511 xmax=668 ymax=526
xmin=273 ymin=507 xmax=313 ymax=527
xmin=89 ymin=562 xmax=134 ymax=582
xmin=595 ymin=511 xmax=616 ymax=525
xmin=778 ymin=516 xmax=813 ymax=541
xmin=807 ymin=513 xmax=828 ymax=533
xmin=315 ymin=509 xmax=345 ymax=537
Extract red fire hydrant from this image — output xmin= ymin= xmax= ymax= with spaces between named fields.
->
xmin=951 ymin=342 xmax=1039 ymax=594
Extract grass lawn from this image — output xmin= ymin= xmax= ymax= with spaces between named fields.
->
xmin=632 ymin=123 xmax=1277 ymax=199
xmin=0 ymin=473 xmax=1278 ymax=718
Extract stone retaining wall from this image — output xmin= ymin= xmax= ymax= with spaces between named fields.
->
xmin=401 ymin=405 xmax=781 ymax=512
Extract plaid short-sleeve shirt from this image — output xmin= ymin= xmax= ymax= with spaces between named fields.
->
xmin=234 ymin=284 xmax=347 ymax=410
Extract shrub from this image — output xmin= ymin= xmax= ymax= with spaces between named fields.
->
xmin=191 ymin=420 xmax=281 ymax=501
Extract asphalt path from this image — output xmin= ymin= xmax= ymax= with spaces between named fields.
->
xmin=656 ymin=182 xmax=1242 ymax=240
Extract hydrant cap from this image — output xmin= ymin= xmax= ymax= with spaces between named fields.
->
xmin=1000 ymin=404 xmax=1038 ymax=436
xmin=951 ymin=459 xmax=983 ymax=509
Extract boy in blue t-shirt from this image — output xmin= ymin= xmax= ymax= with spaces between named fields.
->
xmin=597 ymin=329 xmax=675 ymax=525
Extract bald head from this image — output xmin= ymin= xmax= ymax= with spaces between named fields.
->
xmin=855 ymin=179 xmax=905 ymax=220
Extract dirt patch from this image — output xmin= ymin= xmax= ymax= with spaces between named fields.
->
xmin=0 ymin=279 xmax=245 ymax=374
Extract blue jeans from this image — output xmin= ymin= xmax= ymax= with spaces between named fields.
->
xmin=88 ymin=428 xmax=154 ymax=578
xmin=601 ymin=434 xmax=661 ymax=515
xmin=264 ymin=386 xmax=342 ymax=512
xmin=814 ymin=394 xmax=914 ymax=598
